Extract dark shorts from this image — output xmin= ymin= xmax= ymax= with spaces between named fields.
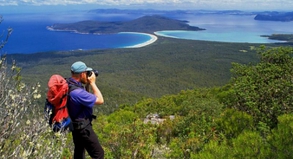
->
xmin=72 ymin=124 xmax=104 ymax=159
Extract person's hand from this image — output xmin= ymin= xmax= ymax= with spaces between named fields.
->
xmin=87 ymin=71 xmax=96 ymax=85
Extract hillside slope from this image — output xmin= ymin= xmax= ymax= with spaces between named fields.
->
xmin=7 ymin=37 xmax=274 ymax=113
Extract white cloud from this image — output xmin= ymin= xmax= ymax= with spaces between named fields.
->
xmin=0 ymin=0 xmax=291 ymax=10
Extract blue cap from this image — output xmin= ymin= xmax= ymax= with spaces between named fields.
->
xmin=71 ymin=61 xmax=93 ymax=73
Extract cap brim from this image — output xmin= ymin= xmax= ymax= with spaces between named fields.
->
xmin=86 ymin=67 xmax=93 ymax=71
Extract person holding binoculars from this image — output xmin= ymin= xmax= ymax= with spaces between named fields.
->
xmin=67 ymin=61 xmax=104 ymax=159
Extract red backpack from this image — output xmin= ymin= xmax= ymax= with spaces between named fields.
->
xmin=45 ymin=74 xmax=71 ymax=132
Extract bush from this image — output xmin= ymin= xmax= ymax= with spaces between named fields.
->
xmin=0 ymin=56 xmax=71 ymax=158
xmin=95 ymin=113 xmax=157 ymax=158
xmin=231 ymin=131 xmax=270 ymax=158
xmin=216 ymin=109 xmax=254 ymax=140
xmin=0 ymin=17 xmax=71 ymax=158
xmin=268 ymin=114 xmax=293 ymax=158
xmin=192 ymin=130 xmax=270 ymax=159
xmin=221 ymin=46 xmax=293 ymax=129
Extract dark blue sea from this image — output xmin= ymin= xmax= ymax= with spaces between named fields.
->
xmin=1 ymin=12 xmax=151 ymax=54
xmin=1 ymin=11 xmax=293 ymax=54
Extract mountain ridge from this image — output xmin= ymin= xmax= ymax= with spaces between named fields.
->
xmin=47 ymin=15 xmax=205 ymax=34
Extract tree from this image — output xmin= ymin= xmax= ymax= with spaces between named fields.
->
xmin=220 ymin=46 xmax=293 ymax=129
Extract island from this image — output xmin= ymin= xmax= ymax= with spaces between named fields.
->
xmin=261 ymin=34 xmax=293 ymax=43
xmin=254 ymin=11 xmax=293 ymax=22
xmin=47 ymin=15 xmax=205 ymax=34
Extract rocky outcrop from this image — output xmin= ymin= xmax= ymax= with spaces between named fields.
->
xmin=143 ymin=113 xmax=175 ymax=124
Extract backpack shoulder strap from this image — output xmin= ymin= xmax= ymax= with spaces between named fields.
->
xmin=66 ymin=78 xmax=86 ymax=120
xmin=66 ymin=78 xmax=84 ymax=92
xmin=68 ymin=84 xmax=81 ymax=93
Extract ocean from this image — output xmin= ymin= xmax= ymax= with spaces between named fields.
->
xmin=156 ymin=14 xmax=293 ymax=43
xmin=1 ymin=11 xmax=150 ymax=54
xmin=1 ymin=11 xmax=293 ymax=54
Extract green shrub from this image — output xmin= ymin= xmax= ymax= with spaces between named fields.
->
xmin=222 ymin=46 xmax=293 ymax=129
xmin=190 ymin=140 xmax=230 ymax=159
xmin=216 ymin=109 xmax=254 ymax=139
xmin=95 ymin=112 xmax=157 ymax=158
xmin=231 ymin=131 xmax=270 ymax=158
xmin=267 ymin=114 xmax=293 ymax=158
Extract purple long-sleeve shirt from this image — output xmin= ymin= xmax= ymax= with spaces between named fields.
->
xmin=67 ymin=78 xmax=97 ymax=120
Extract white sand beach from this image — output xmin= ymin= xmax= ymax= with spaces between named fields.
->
xmin=122 ymin=32 xmax=158 ymax=48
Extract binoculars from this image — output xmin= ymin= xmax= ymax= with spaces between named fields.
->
xmin=87 ymin=70 xmax=99 ymax=77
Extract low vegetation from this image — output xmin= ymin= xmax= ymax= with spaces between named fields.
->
xmin=0 ymin=56 xmax=70 ymax=158
xmin=93 ymin=46 xmax=293 ymax=158
xmin=3 ymin=45 xmax=293 ymax=158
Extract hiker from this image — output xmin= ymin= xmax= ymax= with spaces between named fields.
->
xmin=66 ymin=61 xmax=104 ymax=159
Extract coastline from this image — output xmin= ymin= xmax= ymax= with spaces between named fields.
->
xmin=121 ymin=32 xmax=158 ymax=48
xmin=47 ymin=26 xmax=90 ymax=34
xmin=47 ymin=27 xmax=158 ymax=48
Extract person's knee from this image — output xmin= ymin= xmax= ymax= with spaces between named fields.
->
xmin=100 ymin=147 xmax=104 ymax=157
xmin=90 ymin=145 xmax=104 ymax=159
xmin=97 ymin=146 xmax=104 ymax=158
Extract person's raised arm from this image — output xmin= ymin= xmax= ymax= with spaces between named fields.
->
xmin=87 ymin=72 xmax=104 ymax=105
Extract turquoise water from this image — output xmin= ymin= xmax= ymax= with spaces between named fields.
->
xmin=155 ymin=14 xmax=293 ymax=43
xmin=155 ymin=30 xmax=281 ymax=43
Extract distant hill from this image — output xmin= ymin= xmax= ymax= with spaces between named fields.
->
xmin=47 ymin=15 xmax=205 ymax=34
xmin=254 ymin=11 xmax=293 ymax=22
xmin=88 ymin=8 xmax=257 ymax=16
xmin=261 ymin=34 xmax=293 ymax=43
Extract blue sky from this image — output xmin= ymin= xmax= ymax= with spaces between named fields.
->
xmin=0 ymin=0 xmax=292 ymax=13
